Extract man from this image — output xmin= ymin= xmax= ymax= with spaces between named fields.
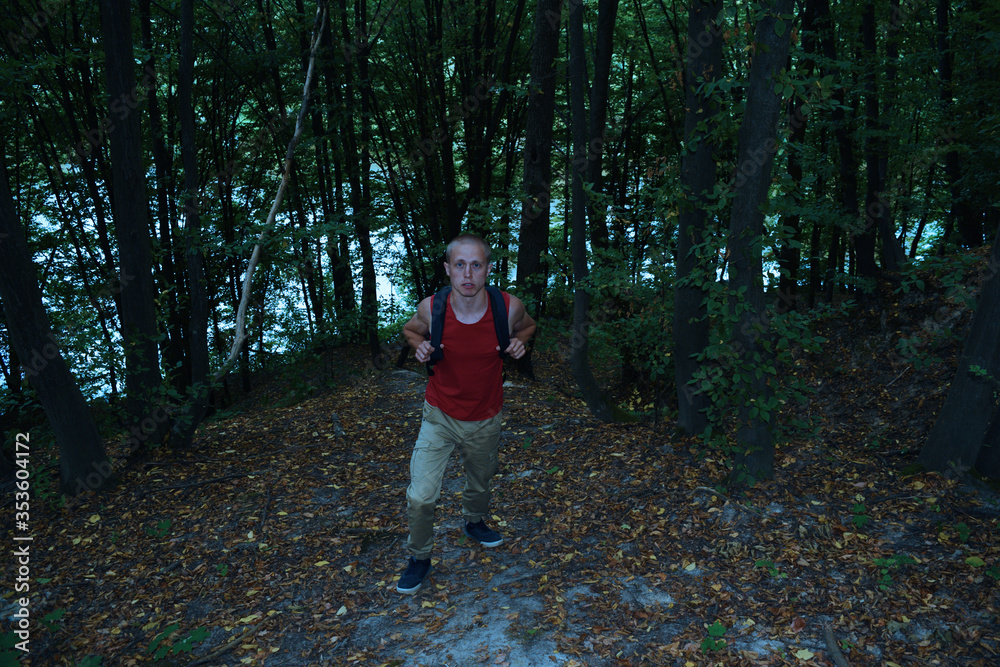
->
xmin=396 ymin=233 xmax=536 ymax=594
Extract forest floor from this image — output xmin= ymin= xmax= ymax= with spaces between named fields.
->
xmin=5 ymin=261 xmax=1000 ymax=666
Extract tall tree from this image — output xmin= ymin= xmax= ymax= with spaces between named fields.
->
xmin=100 ymin=0 xmax=168 ymax=451
xmin=919 ymin=221 xmax=1000 ymax=474
xmin=567 ymin=0 xmax=614 ymax=422
xmin=0 ymin=159 xmax=112 ymax=494
xmin=814 ymin=0 xmax=858 ymax=295
xmin=936 ymin=0 xmax=982 ymax=248
xmin=351 ymin=0 xmax=380 ymax=360
xmin=775 ymin=0 xmax=816 ymax=311
xmin=516 ymin=0 xmax=562 ymax=313
xmin=861 ymin=1 xmax=904 ymax=275
xmin=726 ymin=0 xmax=794 ymax=485
xmin=170 ymin=0 xmax=211 ymax=448
xmin=674 ymin=0 xmax=723 ymax=436
xmin=585 ymin=0 xmax=620 ymax=251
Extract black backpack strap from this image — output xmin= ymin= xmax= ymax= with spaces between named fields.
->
xmin=426 ymin=286 xmax=451 ymax=376
xmin=487 ymin=286 xmax=510 ymax=360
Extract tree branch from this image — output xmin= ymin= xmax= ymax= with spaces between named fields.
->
xmin=213 ymin=1 xmax=329 ymax=383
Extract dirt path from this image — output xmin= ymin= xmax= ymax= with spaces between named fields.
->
xmin=14 ymin=354 xmax=1000 ymax=666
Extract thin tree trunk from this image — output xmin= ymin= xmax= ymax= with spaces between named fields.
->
xmin=816 ymin=0 xmax=862 ymax=288
xmin=585 ymin=0 xmax=620 ymax=251
xmin=879 ymin=0 xmax=907 ymax=270
xmin=355 ymin=0 xmax=380 ymax=360
xmin=139 ymin=0 xmax=186 ymax=393
xmin=170 ymin=0 xmax=211 ymax=449
xmin=937 ymin=0 xmax=982 ymax=248
xmin=100 ymin=0 xmax=168 ymax=451
xmin=0 ymin=160 xmax=112 ymax=494
xmin=516 ymin=0 xmax=562 ymax=312
xmin=727 ymin=0 xmax=794 ymax=485
xmin=674 ymin=0 xmax=722 ymax=436
xmin=323 ymin=13 xmax=357 ymax=317
xmin=568 ymin=0 xmax=614 ymax=422
xmin=861 ymin=1 xmax=905 ymax=277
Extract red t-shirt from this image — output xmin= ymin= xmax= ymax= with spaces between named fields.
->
xmin=425 ymin=291 xmax=510 ymax=421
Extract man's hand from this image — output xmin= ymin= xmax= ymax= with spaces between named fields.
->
xmin=501 ymin=338 xmax=527 ymax=359
xmin=504 ymin=296 xmax=536 ymax=360
xmin=414 ymin=340 xmax=438 ymax=363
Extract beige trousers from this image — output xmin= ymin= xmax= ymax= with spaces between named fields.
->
xmin=405 ymin=401 xmax=502 ymax=558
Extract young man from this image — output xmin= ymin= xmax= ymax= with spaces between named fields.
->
xmin=396 ymin=233 xmax=536 ymax=594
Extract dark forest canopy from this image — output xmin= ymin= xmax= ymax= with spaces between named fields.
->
xmin=1 ymin=0 xmax=999 ymax=490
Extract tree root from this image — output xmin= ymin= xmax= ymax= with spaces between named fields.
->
xmin=185 ymin=618 xmax=268 ymax=667
xmin=823 ymin=622 xmax=851 ymax=667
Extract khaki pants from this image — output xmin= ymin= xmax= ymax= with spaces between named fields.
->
xmin=406 ymin=401 xmax=502 ymax=558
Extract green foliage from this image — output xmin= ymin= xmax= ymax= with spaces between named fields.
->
xmin=895 ymin=253 xmax=981 ymax=305
xmin=754 ymin=558 xmax=787 ymax=579
xmin=851 ymin=502 xmax=871 ymax=529
xmin=954 ymin=522 xmax=971 ymax=543
xmin=146 ymin=519 xmax=172 ymax=539
xmin=216 ymin=563 xmax=229 ymax=577
xmin=690 ymin=298 xmax=829 ymax=464
xmin=41 ymin=608 xmax=67 ymax=633
xmin=146 ymin=624 xmax=209 ymax=660
xmin=0 ymin=631 xmax=17 ymax=666
xmin=968 ymin=365 xmax=1000 ymax=399
xmin=701 ymin=620 xmax=728 ymax=653
xmin=894 ymin=335 xmax=942 ymax=370
xmin=873 ymin=554 xmax=917 ymax=591
xmin=31 ymin=457 xmax=65 ymax=511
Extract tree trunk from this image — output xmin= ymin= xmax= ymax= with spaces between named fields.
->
xmin=861 ymin=1 xmax=905 ymax=277
xmin=100 ymin=0 xmax=168 ymax=451
xmin=585 ymin=0 xmax=619 ymax=251
xmin=815 ymin=0 xmax=862 ymax=290
xmin=213 ymin=3 xmax=328 ymax=382
xmin=0 ymin=160 xmax=112 ymax=494
xmin=974 ymin=406 xmax=1000 ymax=479
xmin=516 ymin=0 xmax=561 ymax=312
xmin=139 ymin=0 xmax=186 ymax=394
xmin=354 ymin=0 xmax=380 ymax=360
xmin=879 ymin=0 xmax=907 ymax=271
xmin=727 ymin=0 xmax=794 ymax=485
xmin=674 ymin=0 xmax=722 ymax=436
xmin=170 ymin=0 xmax=211 ymax=449
xmin=323 ymin=13 xmax=357 ymax=317
xmin=777 ymin=0 xmax=820 ymax=311
xmin=937 ymin=0 xmax=982 ymax=248
xmin=568 ymin=0 xmax=614 ymax=422
xmin=919 ymin=220 xmax=1000 ymax=473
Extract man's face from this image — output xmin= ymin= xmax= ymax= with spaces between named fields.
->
xmin=444 ymin=241 xmax=492 ymax=298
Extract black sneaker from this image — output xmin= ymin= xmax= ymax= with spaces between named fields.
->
xmin=396 ymin=557 xmax=432 ymax=594
xmin=464 ymin=520 xmax=504 ymax=547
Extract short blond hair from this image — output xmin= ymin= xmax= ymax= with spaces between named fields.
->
xmin=445 ymin=233 xmax=492 ymax=264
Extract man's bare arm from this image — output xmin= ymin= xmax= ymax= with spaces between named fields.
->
xmin=504 ymin=296 xmax=536 ymax=359
xmin=403 ymin=297 xmax=435 ymax=362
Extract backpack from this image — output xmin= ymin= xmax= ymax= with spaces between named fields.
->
xmin=426 ymin=285 xmax=509 ymax=376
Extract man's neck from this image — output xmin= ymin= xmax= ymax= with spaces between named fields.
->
xmin=449 ymin=287 xmax=489 ymax=323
